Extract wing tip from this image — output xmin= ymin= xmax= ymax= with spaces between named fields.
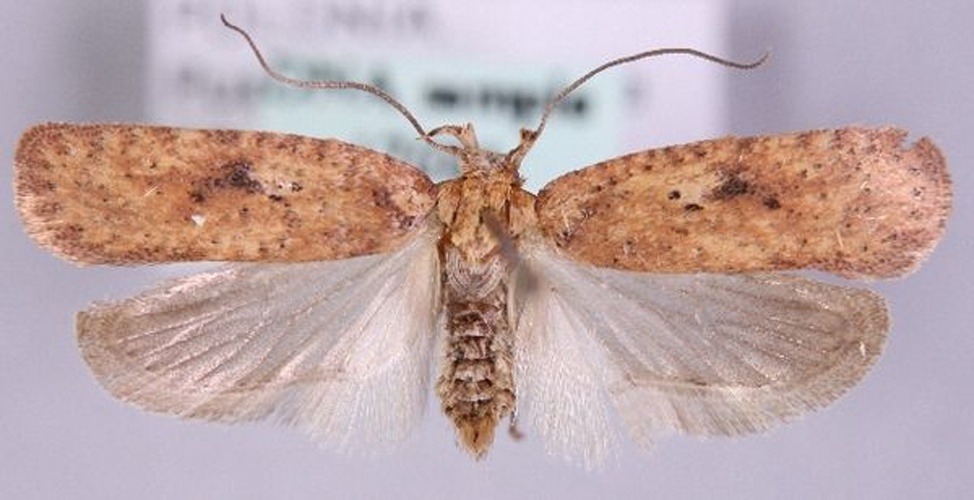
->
xmin=844 ymin=126 xmax=952 ymax=280
xmin=15 ymin=123 xmax=98 ymax=265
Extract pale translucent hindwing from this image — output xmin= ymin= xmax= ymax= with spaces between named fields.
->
xmin=513 ymin=266 xmax=620 ymax=468
xmin=78 ymin=223 xmax=441 ymax=453
xmin=514 ymin=239 xmax=888 ymax=466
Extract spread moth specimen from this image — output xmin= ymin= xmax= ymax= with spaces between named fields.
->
xmin=14 ymin=17 xmax=951 ymax=467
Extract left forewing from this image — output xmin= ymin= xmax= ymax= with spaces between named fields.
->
xmin=15 ymin=123 xmax=436 ymax=265
xmin=77 ymin=222 xmax=441 ymax=452
xmin=514 ymin=239 xmax=887 ymax=464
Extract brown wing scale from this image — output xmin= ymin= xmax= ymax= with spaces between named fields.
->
xmin=15 ymin=123 xmax=437 ymax=264
xmin=536 ymin=127 xmax=951 ymax=278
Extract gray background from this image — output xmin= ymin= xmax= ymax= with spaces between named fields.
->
xmin=2 ymin=1 xmax=970 ymax=499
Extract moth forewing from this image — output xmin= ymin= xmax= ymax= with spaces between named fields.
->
xmin=75 ymin=220 xmax=442 ymax=452
xmin=536 ymin=127 xmax=951 ymax=278
xmin=15 ymin=123 xmax=437 ymax=265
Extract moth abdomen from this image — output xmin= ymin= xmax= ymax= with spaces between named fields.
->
xmin=436 ymin=250 xmax=516 ymax=457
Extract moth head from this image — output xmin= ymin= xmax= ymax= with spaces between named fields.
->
xmin=420 ymin=123 xmax=522 ymax=177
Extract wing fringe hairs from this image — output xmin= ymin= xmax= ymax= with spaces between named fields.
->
xmin=513 ymin=237 xmax=887 ymax=467
xmin=78 ymin=221 xmax=889 ymax=466
xmin=77 ymin=222 xmax=441 ymax=453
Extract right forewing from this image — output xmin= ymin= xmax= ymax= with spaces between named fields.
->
xmin=515 ymin=241 xmax=888 ymax=463
xmin=77 ymin=223 xmax=441 ymax=453
xmin=536 ymin=127 xmax=951 ymax=278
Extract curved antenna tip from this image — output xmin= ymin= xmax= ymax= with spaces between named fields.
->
xmin=521 ymin=48 xmax=774 ymax=160
xmin=216 ymin=14 xmax=459 ymax=153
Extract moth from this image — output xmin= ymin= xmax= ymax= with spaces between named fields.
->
xmin=14 ymin=17 xmax=952 ymax=468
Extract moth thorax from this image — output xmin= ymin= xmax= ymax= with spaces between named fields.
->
xmin=436 ymin=254 xmax=515 ymax=457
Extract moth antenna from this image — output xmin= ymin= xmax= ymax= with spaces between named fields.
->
xmin=511 ymin=48 xmax=770 ymax=161
xmin=220 ymin=14 xmax=456 ymax=154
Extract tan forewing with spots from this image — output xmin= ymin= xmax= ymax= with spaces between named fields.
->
xmin=15 ymin=123 xmax=437 ymax=265
xmin=536 ymin=127 xmax=951 ymax=279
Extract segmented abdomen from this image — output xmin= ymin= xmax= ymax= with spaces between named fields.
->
xmin=436 ymin=246 xmax=515 ymax=457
